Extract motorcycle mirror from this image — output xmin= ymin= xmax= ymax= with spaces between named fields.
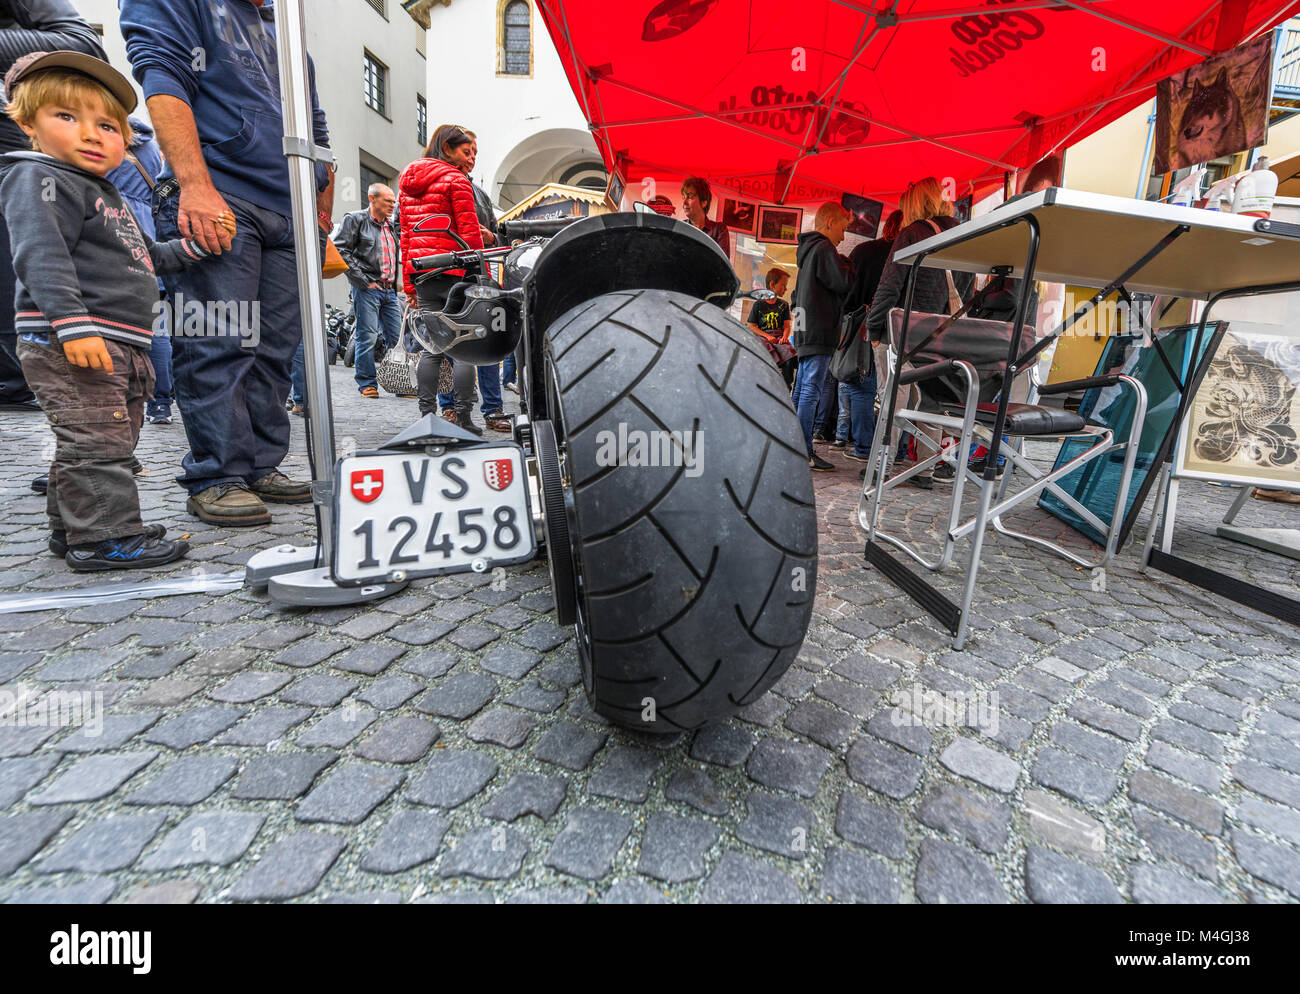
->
xmin=742 ymin=289 xmax=777 ymax=301
xmin=413 ymin=214 xmax=453 ymax=234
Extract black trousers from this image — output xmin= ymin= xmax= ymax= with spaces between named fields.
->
xmin=413 ymin=274 xmax=477 ymax=419
xmin=0 ymin=211 xmax=35 ymax=403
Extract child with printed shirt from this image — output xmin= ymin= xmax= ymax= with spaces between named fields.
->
xmin=0 ymin=51 xmax=230 ymax=570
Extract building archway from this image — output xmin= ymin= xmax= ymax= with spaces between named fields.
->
xmin=492 ymin=127 xmax=605 ymax=210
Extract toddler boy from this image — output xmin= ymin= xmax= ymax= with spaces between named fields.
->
xmin=1 ymin=51 xmax=222 ymax=570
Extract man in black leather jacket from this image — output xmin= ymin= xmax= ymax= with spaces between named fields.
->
xmin=332 ymin=182 xmax=402 ymax=397
xmin=0 ymin=0 xmax=106 ymax=408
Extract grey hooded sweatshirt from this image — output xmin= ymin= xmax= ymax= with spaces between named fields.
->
xmin=0 ymin=151 xmax=209 ymax=348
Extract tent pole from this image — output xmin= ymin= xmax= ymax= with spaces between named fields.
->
xmin=245 ymin=0 xmax=407 ymax=605
xmin=275 ymin=0 xmax=334 ymax=563
xmin=1054 ymin=1 xmax=1212 ymax=55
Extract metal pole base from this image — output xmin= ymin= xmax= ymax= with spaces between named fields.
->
xmin=245 ymin=544 xmax=320 ymax=590
xmin=268 ymin=566 xmax=408 ymax=607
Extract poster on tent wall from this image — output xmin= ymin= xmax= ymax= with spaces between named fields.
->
xmin=757 ymin=205 xmax=802 ymax=244
xmin=1153 ymin=34 xmax=1274 ymax=174
xmin=953 ymin=194 xmax=973 ymax=224
xmin=1007 ymin=153 xmax=1066 ymax=198
xmin=1175 ymin=329 xmax=1300 ymax=490
xmin=721 ymin=197 xmax=758 ymax=234
xmin=841 ymin=193 xmax=883 ymax=237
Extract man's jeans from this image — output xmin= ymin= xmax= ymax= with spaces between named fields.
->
xmin=155 ymin=189 xmax=306 ymax=495
xmin=502 ymin=350 xmax=517 ymax=387
xmin=147 ymin=317 xmax=174 ymax=417
xmin=477 ymin=363 xmax=502 ymax=413
xmin=290 ymin=341 xmax=305 ymax=407
xmin=352 ymin=284 xmax=403 ymax=392
xmin=836 ymin=367 xmax=878 ymax=457
xmin=792 ymin=353 xmax=832 ymax=455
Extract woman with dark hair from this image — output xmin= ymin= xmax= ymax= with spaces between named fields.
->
xmin=400 ymin=123 xmax=484 ymax=433
xmin=680 ymin=176 xmax=731 ymax=258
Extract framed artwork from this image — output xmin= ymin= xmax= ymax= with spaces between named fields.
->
xmin=841 ymin=193 xmax=883 ymax=238
xmin=604 ymin=170 xmax=625 ymax=212
xmin=1174 ymin=329 xmax=1300 ymax=490
xmin=953 ymin=193 xmax=973 ymax=225
xmin=1153 ymin=33 xmax=1273 ymax=174
xmin=757 ymin=205 xmax=802 ymax=245
xmin=1014 ymin=152 xmax=1065 ymax=196
xmin=1038 ymin=322 xmax=1225 ymax=547
xmin=720 ymin=197 xmax=758 ymax=235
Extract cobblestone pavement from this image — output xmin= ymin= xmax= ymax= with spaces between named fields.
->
xmin=1 ymin=365 xmax=1298 ymax=904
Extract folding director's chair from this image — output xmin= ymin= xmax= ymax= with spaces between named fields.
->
xmin=859 ymin=273 xmax=1149 ymax=651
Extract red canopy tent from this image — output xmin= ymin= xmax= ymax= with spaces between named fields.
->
xmin=536 ymin=0 xmax=1300 ymax=209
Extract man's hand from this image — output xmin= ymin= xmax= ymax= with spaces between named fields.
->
xmin=479 ymin=226 xmax=496 ymax=247
xmin=146 ymin=96 xmax=232 ymax=254
xmin=406 ymin=292 xmax=419 ymax=309
xmin=178 ymin=181 xmax=234 ymax=255
xmin=63 ymin=336 xmax=114 ymax=373
xmin=367 ymin=281 xmax=381 ymax=290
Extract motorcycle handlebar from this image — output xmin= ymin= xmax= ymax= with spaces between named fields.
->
xmin=411 ymin=253 xmax=460 ymax=271
xmin=498 ymin=216 xmax=581 ymax=241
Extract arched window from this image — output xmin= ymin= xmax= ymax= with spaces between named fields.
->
xmin=502 ymin=1 xmax=531 ymax=76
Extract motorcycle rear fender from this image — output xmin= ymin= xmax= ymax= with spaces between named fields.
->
xmin=523 ymin=212 xmax=739 ymax=336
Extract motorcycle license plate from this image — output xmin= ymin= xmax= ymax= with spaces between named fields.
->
xmin=332 ymin=448 xmax=535 ymax=584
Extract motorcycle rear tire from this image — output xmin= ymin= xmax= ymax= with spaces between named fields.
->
xmin=542 ymin=288 xmax=817 ymax=732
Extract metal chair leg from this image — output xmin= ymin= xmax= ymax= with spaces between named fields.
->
xmin=954 ymin=481 xmax=996 ymax=650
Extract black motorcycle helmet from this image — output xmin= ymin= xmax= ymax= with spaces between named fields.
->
xmin=411 ymin=280 xmax=522 ymax=366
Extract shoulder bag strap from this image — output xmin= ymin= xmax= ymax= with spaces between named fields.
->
xmin=924 ymin=218 xmax=964 ymax=314
xmin=124 ymin=151 xmax=156 ymax=191
xmin=898 ymin=217 xmax=982 ymax=365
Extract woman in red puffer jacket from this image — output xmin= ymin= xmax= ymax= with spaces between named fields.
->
xmin=400 ymin=124 xmax=485 ymax=431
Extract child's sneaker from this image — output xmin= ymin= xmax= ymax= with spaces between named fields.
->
xmin=65 ymin=533 xmax=189 ymax=572
xmin=50 ymin=524 xmax=167 ymax=558
xmin=146 ymin=403 xmax=173 ymax=424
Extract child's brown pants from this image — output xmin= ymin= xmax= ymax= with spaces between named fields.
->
xmin=17 ymin=337 xmax=153 ymax=546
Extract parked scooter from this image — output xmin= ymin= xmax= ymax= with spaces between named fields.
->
xmin=347 ymin=208 xmax=817 ymax=732
xmin=324 ymin=304 xmax=348 ymax=364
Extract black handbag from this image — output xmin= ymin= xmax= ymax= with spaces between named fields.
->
xmin=830 ymin=304 xmax=870 ymax=380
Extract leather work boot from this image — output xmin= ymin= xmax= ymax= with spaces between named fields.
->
xmin=187 ymin=482 xmax=272 ymax=526
xmin=249 ymin=470 xmax=313 ymax=504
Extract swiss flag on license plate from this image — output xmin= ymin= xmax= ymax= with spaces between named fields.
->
xmin=350 ymin=468 xmax=383 ymax=503
xmin=483 ymin=458 xmax=513 ymax=491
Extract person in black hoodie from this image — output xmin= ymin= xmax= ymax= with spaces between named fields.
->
xmin=0 ymin=0 xmax=106 ymax=409
xmin=866 ymin=178 xmax=974 ymax=488
xmin=791 ymin=201 xmax=853 ymax=470
xmin=833 ymin=208 xmax=902 ymax=453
